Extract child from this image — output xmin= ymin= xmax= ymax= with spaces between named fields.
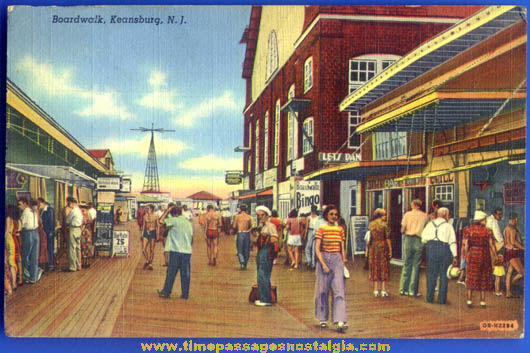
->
xmin=493 ymin=254 xmax=505 ymax=296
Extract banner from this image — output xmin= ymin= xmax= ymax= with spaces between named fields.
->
xmin=295 ymin=181 xmax=320 ymax=214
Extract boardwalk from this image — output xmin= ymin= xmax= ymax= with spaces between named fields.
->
xmin=4 ymin=219 xmax=524 ymax=338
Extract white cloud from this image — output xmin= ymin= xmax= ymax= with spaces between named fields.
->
xmin=179 ymin=154 xmax=242 ymax=171
xmin=137 ymin=71 xmax=183 ymax=113
xmin=137 ymin=90 xmax=182 ymax=113
xmin=148 ymin=71 xmax=167 ymax=88
xmin=173 ymin=91 xmax=238 ymax=128
xmin=76 ymin=90 xmax=134 ymax=120
xmin=96 ymin=134 xmax=188 ymax=157
xmin=17 ymin=55 xmax=135 ymax=120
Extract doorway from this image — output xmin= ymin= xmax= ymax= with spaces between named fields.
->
xmin=410 ymin=187 xmax=426 ymax=211
xmin=389 ymin=189 xmax=403 ymax=259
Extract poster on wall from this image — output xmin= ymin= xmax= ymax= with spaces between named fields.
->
xmin=295 ymin=180 xmax=320 ymax=215
xmin=350 ymin=216 xmax=369 ymax=255
xmin=112 ymin=230 xmax=129 ymax=257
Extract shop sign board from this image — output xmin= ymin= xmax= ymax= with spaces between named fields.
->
xmin=112 ymin=230 xmax=129 ymax=257
xmin=503 ymin=181 xmax=525 ymax=205
xmin=350 ymin=216 xmax=369 ymax=255
xmin=120 ymin=178 xmax=132 ymax=192
xmin=97 ymin=176 xmax=121 ymax=191
xmin=225 ymin=171 xmax=242 ymax=185
xmin=263 ymin=168 xmax=277 ymax=189
xmin=295 ymin=180 xmax=320 ymax=214
xmin=430 ymin=173 xmax=455 ymax=185
xmin=367 ymin=176 xmax=425 ymax=190
xmin=255 ymin=173 xmax=263 ymax=190
xmin=319 ymin=152 xmax=361 ymax=163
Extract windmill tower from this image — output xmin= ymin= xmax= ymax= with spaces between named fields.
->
xmin=131 ymin=123 xmax=175 ymax=193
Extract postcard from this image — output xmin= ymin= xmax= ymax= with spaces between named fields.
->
xmin=3 ymin=2 xmax=527 ymax=353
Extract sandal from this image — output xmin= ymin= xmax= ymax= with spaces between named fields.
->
xmin=480 ymin=301 xmax=486 ymax=308
xmin=381 ymin=291 xmax=389 ymax=297
xmin=373 ymin=291 xmax=380 ymax=297
xmin=466 ymin=300 xmax=472 ymax=307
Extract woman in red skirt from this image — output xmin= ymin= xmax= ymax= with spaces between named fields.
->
xmin=462 ymin=210 xmax=497 ymax=308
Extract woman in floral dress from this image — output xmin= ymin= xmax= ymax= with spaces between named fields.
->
xmin=367 ymin=208 xmax=392 ymax=297
xmin=80 ymin=206 xmax=94 ymax=268
xmin=462 ymin=210 xmax=497 ymax=308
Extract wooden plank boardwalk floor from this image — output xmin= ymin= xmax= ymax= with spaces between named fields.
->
xmin=5 ymin=218 xmax=524 ymax=338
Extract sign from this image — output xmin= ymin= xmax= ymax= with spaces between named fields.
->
xmin=350 ymin=216 xmax=369 ymax=255
xmin=263 ymin=168 xmax=277 ymax=189
xmin=225 ymin=171 xmax=242 ymax=185
xmin=430 ymin=173 xmax=454 ymax=185
xmin=120 ymin=178 xmax=132 ymax=192
xmin=319 ymin=152 xmax=360 ymax=163
xmin=367 ymin=176 xmax=426 ymax=190
xmin=97 ymin=176 xmax=121 ymax=191
xmin=6 ymin=170 xmax=27 ymax=189
xmin=503 ymin=181 xmax=525 ymax=206
xmin=112 ymin=230 xmax=129 ymax=257
xmin=94 ymin=204 xmax=114 ymax=255
xmin=255 ymin=173 xmax=263 ymax=190
xmin=295 ymin=181 xmax=320 ymax=214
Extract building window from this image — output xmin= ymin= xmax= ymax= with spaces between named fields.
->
xmin=304 ymin=57 xmax=313 ymax=93
xmin=350 ymin=188 xmax=357 ymax=216
xmin=266 ymin=30 xmax=279 ymax=80
xmin=274 ymin=100 xmax=280 ymax=167
xmin=303 ymin=117 xmax=314 ymax=155
xmin=255 ymin=120 xmax=260 ymax=174
xmin=287 ymin=85 xmax=297 ymax=161
xmin=374 ymin=131 xmax=407 ymax=160
xmin=264 ymin=111 xmax=269 ymax=170
xmin=348 ymin=54 xmax=401 ymax=92
xmin=348 ymin=111 xmax=361 ymax=150
xmin=435 ymin=185 xmax=454 ymax=202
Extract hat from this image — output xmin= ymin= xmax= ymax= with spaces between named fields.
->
xmin=255 ymin=205 xmax=271 ymax=216
xmin=473 ymin=210 xmax=488 ymax=222
xmin=447 ymin=264 xmax=461 ymax=279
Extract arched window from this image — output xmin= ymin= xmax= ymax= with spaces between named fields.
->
xmin=266 ymin=31 xmax=279 ymax=80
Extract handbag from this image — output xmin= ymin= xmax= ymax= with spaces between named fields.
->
xmin=248 ymin=284 xmax=277 ymax=303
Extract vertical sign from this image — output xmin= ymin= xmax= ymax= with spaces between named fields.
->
xmin=350 ymin=216 xmax=369 ymax=255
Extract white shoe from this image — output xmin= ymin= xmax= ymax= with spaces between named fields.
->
xmin=373 ymin=291 xmax=380 ymax=297
xmin=381 ymin=291 xmax=389 ymax=297
xmin=37 ymin=268 xmax=44 ymax=281
xmin=254 ymin=300 xmax=272 ymax=307
xmin=336 ymin=322 xmax=348 ymax=333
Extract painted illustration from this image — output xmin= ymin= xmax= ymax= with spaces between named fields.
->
xmin=4 ymin=4 xmax=525 ymax=341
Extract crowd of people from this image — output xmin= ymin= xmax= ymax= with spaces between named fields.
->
xmin=7 ymin=197 xmax=523 ymax=334
xmin=4 ymin=197 xmax=96 ymax=295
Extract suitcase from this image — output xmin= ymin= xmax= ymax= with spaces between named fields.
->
xmin=249 ymin=284 xmax=277 ymax=304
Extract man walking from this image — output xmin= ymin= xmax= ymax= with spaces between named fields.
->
xmin=65 ymin=197 xmax=84 ymax=272
xmin=38 ymin=197 xmax=56 ymax=271
xmin=18 ymin=198 xmax=41 ymax=283
xmin=421 ymin=207 xmax=458 ymax=304
xmin=399 ymin=199 xmax=429 ymax=297
xmin=203 ymin=205 xmax=222 ymax=266
xmin=157 ymin=205 xmax=194 ymax=299
xmin=232 ymin=205 xmax=253 ymax=269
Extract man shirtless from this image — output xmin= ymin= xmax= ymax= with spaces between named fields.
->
xmin=203 ymin=205 xmax=222 ymax=266
xmin=232 ymin=205 xmax=253 ymax=269
xmin=141 ymin=204 xmax=158 ymax=270
xmin=504 ymin=213 xmax=525 ymax=298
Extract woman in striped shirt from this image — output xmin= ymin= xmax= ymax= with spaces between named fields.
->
xmin=314 ymin=205 xmax=348 ymax=333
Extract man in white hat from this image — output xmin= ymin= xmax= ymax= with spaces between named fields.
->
xmin=421 ymin=207 xmax=458 ymax=304
xmin=253 ymin=205 xmax=278 ymax=306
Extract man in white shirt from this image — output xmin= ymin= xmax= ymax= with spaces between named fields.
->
xmin=87 ymin=202 xmax=97 ymax=222
xmin=18 ymin=198 xmax=41 ymax=283
xmin=421 ymin=207 xmax=458 ymax=304
xmin=65 ymin=197 xmax=84 ymax=272
xmin=182 ymin=205 xmax=193 ymax=221
xmin=486 ymin=208 xmax=504 ymax=249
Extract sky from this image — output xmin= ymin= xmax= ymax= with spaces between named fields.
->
xmin=7 ymin=5 xmax=250 ymax=199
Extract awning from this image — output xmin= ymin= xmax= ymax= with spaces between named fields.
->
xmin=280 ymin=98 xmax=311 ymax=113
xmin=304 ymin=159 xmax=425 ymax=181
xmin=236 ymin=187 xmax=273 ymax=200
xmin=432 ymin=126 xmax=526 ymax=157
xmin=394 ymin=156 xmax=511 ymax=182
xmin=339 ymin=6 xmax=524 ymax=112
xmin=356 ymin=91 xmax=526 ymax=133
xmin=6 ymin=163 xmax=97 ymax=188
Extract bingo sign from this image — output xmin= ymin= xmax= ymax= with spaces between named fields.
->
xmin=295 ymin=181 xmax=320 ymax=214
xmin=112 ymin=230 xmax=129 ymax=257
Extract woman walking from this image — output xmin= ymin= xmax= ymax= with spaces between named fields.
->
xmin=462 ymin=211 xmax=497 ymax=308
xmin=314 ymin=205 xmax=348 ymax=332
xmin=367 ymin=208 xmax=392 ymax=297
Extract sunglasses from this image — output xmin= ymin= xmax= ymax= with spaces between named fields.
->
xmin=328 ymin=212 xmax=338 ymax=216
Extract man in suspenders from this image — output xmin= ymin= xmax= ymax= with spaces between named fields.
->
xmin=421 ymin=207 xmax=458 ymax=304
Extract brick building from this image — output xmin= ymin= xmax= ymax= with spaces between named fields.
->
xmin=237 ymin=5 xmax=483 ymax=220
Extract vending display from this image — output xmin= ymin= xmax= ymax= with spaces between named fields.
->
xmin=94 ymin=204 xmax=114 ymax=255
